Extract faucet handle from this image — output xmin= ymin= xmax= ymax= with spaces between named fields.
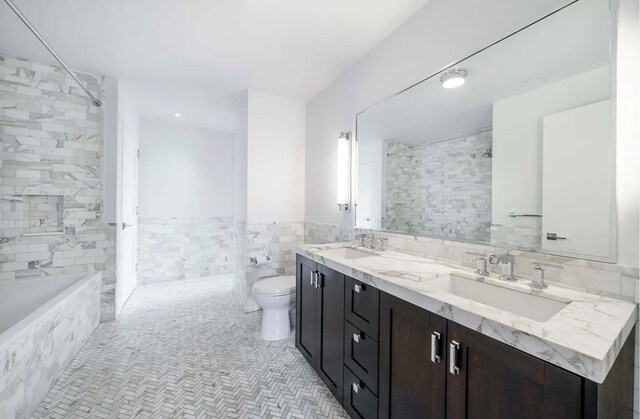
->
xmin=529 ymin=261 xmax=563 ymax=289
xmin=376 ymin=238 xmax=388 ymax=251
xmin=466 ymin=252 xmax=489 ymax=276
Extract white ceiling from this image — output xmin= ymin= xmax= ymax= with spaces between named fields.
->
xmin=357 ymin=0 xmax=611 ymax=145
xmin=0 ymin=0 xmax=428 ymax=131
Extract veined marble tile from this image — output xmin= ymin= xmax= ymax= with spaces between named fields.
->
xmin=0 ymin=53 xmax=116 ymax=321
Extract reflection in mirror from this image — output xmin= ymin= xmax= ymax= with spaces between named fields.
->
xmin=355 ymin=0 xmax=614 ymax=261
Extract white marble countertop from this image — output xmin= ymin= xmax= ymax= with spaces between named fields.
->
xmin=297 ymin=243 xmax=637 ymax=383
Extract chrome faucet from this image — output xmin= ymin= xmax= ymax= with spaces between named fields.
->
xmin=530 ymin=261 xmax=563 ymax=289
xmin=355 ymin=231 xmax=374 ymax=249
xmin=375 ymin=237 xmax=388 ymax=251
xmin=465 ymin=252 xmax=489 ymax=276
xmin=489 ymin=249 xmax=515 ymax=281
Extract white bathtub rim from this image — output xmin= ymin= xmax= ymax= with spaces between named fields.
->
xmin=0 ymin=271 xmax=102 ymax=348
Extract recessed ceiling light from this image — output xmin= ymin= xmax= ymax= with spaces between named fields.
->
xmin=173 ymin=112 xmax=182 ymax=118
xmin=440 ymin=68 xmax=467 ymax=89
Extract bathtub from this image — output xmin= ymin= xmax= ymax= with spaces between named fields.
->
xmin=0 ymin=272 xmax=102 ymax=419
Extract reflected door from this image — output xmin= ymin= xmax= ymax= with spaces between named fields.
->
xmin=542 ymin=100 xmax=611 ymax=258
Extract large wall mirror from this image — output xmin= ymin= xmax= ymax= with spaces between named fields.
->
xmin=355 ymin=0 xmax=615 ymax=262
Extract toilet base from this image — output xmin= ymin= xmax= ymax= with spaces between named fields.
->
xmin=260 ymin=307 xmax=291 ymax=341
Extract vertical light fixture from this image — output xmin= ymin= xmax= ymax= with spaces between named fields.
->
xmin=337 ymin=131 xmax=352 ymax=211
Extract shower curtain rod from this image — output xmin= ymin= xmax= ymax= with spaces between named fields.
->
xmin=3 ymin=0 xmax=102 ymax=107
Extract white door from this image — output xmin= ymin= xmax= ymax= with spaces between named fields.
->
xmin=541 ymin=100 xmax=611 ymax=258
xmin=116 ymin=124 xmax=139 ymax=312
xmin=357 ymin=161 xmax=374 ymax=228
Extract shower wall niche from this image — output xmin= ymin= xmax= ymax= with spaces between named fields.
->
xmin=23 ymin=195 xmax=64 ymax=235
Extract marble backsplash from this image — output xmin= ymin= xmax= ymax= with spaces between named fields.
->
xmin=0 ymin=54 xmax=117 ymax=321
xmin=137 ymin=217 xmax=234 ymax=284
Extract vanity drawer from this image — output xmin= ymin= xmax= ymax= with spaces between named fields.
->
xmin=344 ymin=320 xmax=379 ymax=394
xmin=345 ymin=276 xmax=379 ymax=340
xmin=343 ymin=366 xmax=378 ymax=419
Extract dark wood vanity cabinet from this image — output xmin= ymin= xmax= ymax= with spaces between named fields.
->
xmin=379 ymin=293 xmax=447 ymax=419
xmin=295 ymin=255 xmax=344 ymax=403
xmin=446 ymin=321 xmax=583 ymax=419
xmin=296 ymin=258 xmax=634 ymax=419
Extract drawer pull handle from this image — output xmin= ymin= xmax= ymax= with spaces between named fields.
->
xmin=430 ymin=331 xmax=441 ymax=363
xmin=352 ymin=382 xmax=361 ymax=394
xmin=353 ymin=332 xmax=363 ymax=343
xmin=449 ymin=340 xmax=461 ymax=375
xmin=354 ymin=284 xmax=361 ymax=293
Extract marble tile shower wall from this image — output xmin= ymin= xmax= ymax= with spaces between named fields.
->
xmin=137 ymin=217 xmax=234 ymax=284
xmin=242 ymin=221 xmax=304 ymax=312
xmin=0 ymin=54 xmax=116 ymax=320
xmin=304 ymin=221 xmax=639 ymax=417
xmin=384 ymin=131 xmax=492 ymax=242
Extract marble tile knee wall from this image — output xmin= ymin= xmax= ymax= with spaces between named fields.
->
xmin=137 ymin=217 xmax=234 ymax=284
xmin=0 ymin=53 xmax=116 ymax=321
xmin=234 ymin=221 xmax=304 ymax=313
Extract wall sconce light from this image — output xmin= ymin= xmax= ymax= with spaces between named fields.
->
xmin=337 ymin=131 xmax=354 ymax=211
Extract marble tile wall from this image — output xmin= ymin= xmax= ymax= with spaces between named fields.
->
xmin=0 ymin=273 xmax=101 ymax=419
xmin=304 ymin=220 xmax=639 ymax=417
xmin=137 ymin=217 xmax=234 ymax=284
xmin=0 ymin=54 xmax=117 ymax=321
xmin=491 ymin=216 xmax=542 ymax=249
xmin=384 ymin=131 xmax=492 ymax=242
xmin=234 ymin=221 xmax=303 ymax=313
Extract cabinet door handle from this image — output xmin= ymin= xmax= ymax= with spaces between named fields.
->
xmin=353 ymin=332 xmax=362 ymax=343
xmin=352 ymin=382 xmax=361 ymax=394
xmin=310 ymin=270 xmax=315 ymax=286
xmin=354 ymin=284 xmax=361 ymax=293
xmin=449 ymin=340 xmax=461 ymax=375
xmin=430 ymin=331 xmax=442 ymax=363
xmin=315 ymin=272 xmax=322 ymax=288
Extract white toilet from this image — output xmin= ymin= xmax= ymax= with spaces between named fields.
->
xmin=252 ymin=276 xmax=296 ymax=341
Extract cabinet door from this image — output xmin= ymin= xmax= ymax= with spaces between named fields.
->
xmin=295 ymin=255 xmax=317 ymax=365
xmin=316 ymin=264 xmax=345 ymax=403
xmin=379 ymin=292 xmax=447 ymax=419
xmin=446 ymin=322 xmax=583 ymax=419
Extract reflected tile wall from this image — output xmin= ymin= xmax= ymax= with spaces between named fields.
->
xmin=0 ymin=54 xmax=116 ymax=321
xmin=384 ymin=131 xmax=492 ymax=242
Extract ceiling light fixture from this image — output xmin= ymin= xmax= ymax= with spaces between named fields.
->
xmin=173 ymin=112 xmax=182 ymax=118
xmin=440 ymin=68 xmax=468 ymax=89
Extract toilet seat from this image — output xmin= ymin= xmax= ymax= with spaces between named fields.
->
xmin=252 ymin=276 xmax=296 ymax=296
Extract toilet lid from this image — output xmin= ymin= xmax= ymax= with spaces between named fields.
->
xmin=253 ymin=276 xmax=296 ymax=295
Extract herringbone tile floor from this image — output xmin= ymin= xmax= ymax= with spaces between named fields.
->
xmin=32 ymin=275 xmax=348 ymax=419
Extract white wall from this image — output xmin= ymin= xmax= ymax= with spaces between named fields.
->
xmin=247 ymin=90 xmax=306 ymax=222
xmin=234 ymin=91 xmax=249 ymax=222
xmin=138 ymin=120 xmax=234 ymax=218
xmin=305 ymin=0 xmax=575 ymax=229
xmin=492 ymin=67 xmax=609 ymax=225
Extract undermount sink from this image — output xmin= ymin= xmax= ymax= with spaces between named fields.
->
xmin=426 ymin=275 xmax=570 ymax=322
xmin=321 ymin=247 xmax=375 ymax=260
